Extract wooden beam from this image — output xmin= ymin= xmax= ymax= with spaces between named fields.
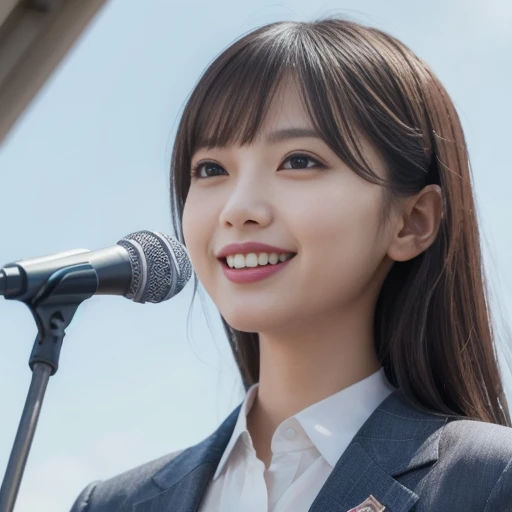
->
xmin=0 ymin=0 xmax=109 ymax=145
xmin=0 ymin=0 xmax=21 ymax=27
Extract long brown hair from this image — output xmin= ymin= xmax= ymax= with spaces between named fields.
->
xmin=170 ymin=18 xmax=510 ymax=426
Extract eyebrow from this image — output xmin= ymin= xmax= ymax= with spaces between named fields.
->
xmin=195 ymin=127 xmax=322 ymax=152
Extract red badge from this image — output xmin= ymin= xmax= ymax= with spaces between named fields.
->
xmin=346 ymin=494 xmax=386 ymax=512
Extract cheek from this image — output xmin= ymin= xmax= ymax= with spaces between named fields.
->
xmin=289 ymin=180 xmax=388 ymax=299
xmin=182 ymin=191 xmax=212 ymax=275
xmin=293 ymin=177 xmax=383 ymax=247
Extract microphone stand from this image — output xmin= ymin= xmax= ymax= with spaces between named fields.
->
xmin=0 ymin=263 xmax=98 ymax=512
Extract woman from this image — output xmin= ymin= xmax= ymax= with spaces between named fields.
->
xmin=71 ymin=18 xmax=512 ymax=511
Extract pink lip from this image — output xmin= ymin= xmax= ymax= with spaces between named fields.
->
xmin=220 ymin=257 xmax=294 ymax=284
xmin=217 ymin=242 xmax=294 ymax=259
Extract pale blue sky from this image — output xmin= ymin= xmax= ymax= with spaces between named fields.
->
xmin=1 ymin=1 xmax=511 ymax=510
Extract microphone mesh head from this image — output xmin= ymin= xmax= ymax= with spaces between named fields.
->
xmin=117 ymin=231 xmax=192 ymax=304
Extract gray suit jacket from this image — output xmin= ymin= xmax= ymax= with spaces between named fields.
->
xmin=70 ymin=390 xmax=512 ymax=511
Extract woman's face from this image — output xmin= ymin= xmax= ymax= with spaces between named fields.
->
xmin=182 ymin=81 xmax=396 ymax=334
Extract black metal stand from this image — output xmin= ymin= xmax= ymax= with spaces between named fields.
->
xmin=0 ymin=263 xmax=98 ymax=512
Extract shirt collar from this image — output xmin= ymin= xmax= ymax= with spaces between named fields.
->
xmin=213 ymin=382 xmax=259 ymax=480
xmin=295 ymin=367 xmax=395 ymax=467
xmin=213 ymin=367 xmax=395 ymax=479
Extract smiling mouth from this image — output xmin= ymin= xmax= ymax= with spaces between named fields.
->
xmin=221 ymin=252 xmax=296 ymax=269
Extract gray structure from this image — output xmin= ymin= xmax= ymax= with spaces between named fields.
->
xmin=0 ymin=0 xmax=108 ymax=144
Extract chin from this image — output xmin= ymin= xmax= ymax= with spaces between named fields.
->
xmin=222 ymin=313 xmax=272 ymax=334
xmin=220 ymin=303 xmax=293 ymax=334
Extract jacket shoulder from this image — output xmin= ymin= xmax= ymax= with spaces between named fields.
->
xmin=440 ymin=418 xmax=512 ymax=463
xmin=424 ymin=419 xmax=512 ymax=510
xmin=70 ymin=449 xmax=184 ymax=512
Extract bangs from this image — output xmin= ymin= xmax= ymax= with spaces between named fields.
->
xmin=182 ymin=22 xmax=385 ymax=186
xmin=189 ymin=45 xmax=290 ymax=152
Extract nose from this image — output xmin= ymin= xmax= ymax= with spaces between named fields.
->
xmin=219 ymin=173 xmax=273 ymax=230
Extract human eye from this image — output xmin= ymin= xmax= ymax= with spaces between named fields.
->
xmin=280 ymin=153 xmax=325 ymax=171
xmin=191 ymin=160 xmax=229 ymax=179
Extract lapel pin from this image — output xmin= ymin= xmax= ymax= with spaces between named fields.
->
xmin=346 ymin=494 xmax=386 ymax=512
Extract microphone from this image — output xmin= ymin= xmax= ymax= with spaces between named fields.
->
xmin=0 ymin=233 xmax=191 ymax=512
xmin=0 ymin=230 xmax=192 ymax=304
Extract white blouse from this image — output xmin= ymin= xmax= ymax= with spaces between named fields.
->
xmin=199 ymin=368 xmax=395 ymax=511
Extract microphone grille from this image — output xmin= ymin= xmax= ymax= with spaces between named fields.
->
xmin=117 ymin=230 xmax=192 ymax=303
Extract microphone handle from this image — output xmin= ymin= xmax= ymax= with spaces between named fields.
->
xmin=1 ymin=245 xmax=132 ymax=302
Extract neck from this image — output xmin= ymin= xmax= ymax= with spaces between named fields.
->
xmin=245 ymin=306 xmax=380 ymax=464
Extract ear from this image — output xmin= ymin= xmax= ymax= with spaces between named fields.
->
xmin=387 ymin=185 xmax=443 ymax=262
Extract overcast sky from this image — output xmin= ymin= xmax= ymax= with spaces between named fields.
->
xmin=1 ymin=1 xmax=511 ymax=510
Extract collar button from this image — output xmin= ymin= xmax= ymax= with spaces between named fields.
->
xmin=284 ymin=427 xmax=296 ymax=440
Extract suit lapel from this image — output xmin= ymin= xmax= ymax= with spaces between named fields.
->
xmin=309 ymin=442 xmax=418 ymax=512
xmin=132 ymin=464 xmax=216 ymax=512
xmin=133 ymin=390 xmax=449 ymax=512
xmin=132 ymin=405 xmax=241 ymax=512
xmin=310 ymin=391 xmax=449 ymax=511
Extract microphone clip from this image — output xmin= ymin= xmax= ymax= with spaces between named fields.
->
xmin=27 ymin=262 xmax=98 ymax=375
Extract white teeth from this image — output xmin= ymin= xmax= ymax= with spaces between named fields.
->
xmin=245 ymin=253 xmax=258 ymax=267
xmin=233 ymin=254 xmax=245 ymax=269
xmin=258 ymin=253 xmax=269 ymax=265
xmin=224 ymin=252 xmax=293 ymax=269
